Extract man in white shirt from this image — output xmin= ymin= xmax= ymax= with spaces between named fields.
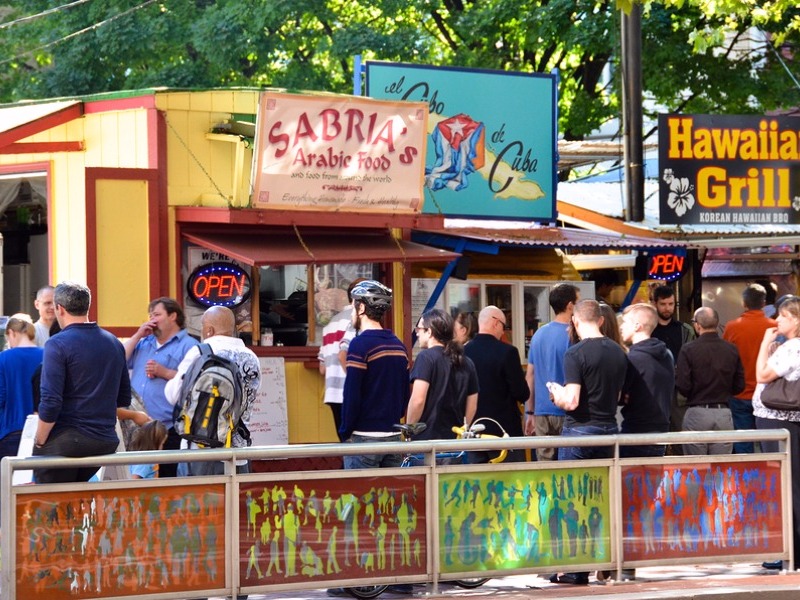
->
xmin=33 ymin=285 xmax=56 ymax=347
xmin=165 ymin=306 xmax=261 ymax=475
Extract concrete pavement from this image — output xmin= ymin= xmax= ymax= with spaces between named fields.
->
xmin=199 ymin=562 xmax=800 ymax=600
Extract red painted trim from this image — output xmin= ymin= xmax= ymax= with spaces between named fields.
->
xmin=82 ymin=95 xmax=157 ymax=114
xmin=0 ymin=162 xmax=49 ymax=176
xmin=0 ymin=141 xmax=83 ymax=154
xmin=85 ymin=167 xmax=166 ymax=324
xmin=0 ymin=103 xmax=83 ymax=148
xmin=105 ymin=326 xmax=139 ymax=338
xmin=174 ymin=206 xmax=446 ymax=230
xmin=153 ymin=110 xmax=169 ymax=292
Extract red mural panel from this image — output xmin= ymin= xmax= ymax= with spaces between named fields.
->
xmin=15 ymin=485 xmax=226 ymax=598
xmin=239 ymin=474 xmax=427 ymax=586
xmin=622 ymin=462 xmax=784 ymax=561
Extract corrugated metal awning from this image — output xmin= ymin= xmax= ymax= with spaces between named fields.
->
xmin=702 ymin=260 xmax=793 ymax=278
xmin=183 ymin=231 xmax=459 ymax=266
xmin=414 ymin=226 xmax=686 ymax=252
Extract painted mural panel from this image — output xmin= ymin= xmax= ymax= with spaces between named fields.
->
xmin=438 ymin=467 xmax=611 ymax=574
xmin=239 ymin=474 xmax=427 ymax=586
xmin=15 ymin=484 xmax=226 ymax=598
xmin=622 ymin=462 xmax=784 ymax=561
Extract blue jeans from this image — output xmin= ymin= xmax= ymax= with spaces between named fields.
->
xmin=558 ymin=423 xmax=617 ymax=461
xmin=729 ymin=397 xmax=755 ymax=453
xmin=343 ymin=433 xmax=402 ymax=470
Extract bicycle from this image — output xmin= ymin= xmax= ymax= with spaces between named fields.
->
xmin=347 ymin=418 xmax=509 ymax=599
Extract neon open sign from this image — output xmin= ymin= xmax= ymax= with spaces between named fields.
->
xmin=188 ymin=262 xmax=251 ymax=308
xmin=648 ymin=250 xmax=687 ymax=282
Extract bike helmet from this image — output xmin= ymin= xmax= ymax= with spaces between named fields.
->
xmin=350 ymin=280 xmax=392 ymax=309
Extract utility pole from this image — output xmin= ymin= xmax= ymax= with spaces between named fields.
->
xmin=621 ymin=3 xmax=644 ymax=222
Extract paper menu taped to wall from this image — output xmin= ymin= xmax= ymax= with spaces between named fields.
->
xmin=249 ymin=357 xmax=289 ymax=446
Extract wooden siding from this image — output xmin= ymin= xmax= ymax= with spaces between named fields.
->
xmin=94 ymin=179 xmax=150 ymax=327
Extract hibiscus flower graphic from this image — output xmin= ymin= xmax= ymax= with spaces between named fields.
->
xmin=663 ymin=169 xmax=695 ymax=217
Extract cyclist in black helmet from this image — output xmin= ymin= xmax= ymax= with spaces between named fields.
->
xmin=329 ymin=281 xmax=411 ymax=597
xmin=339 ymin=280 xmax=409 ymax=451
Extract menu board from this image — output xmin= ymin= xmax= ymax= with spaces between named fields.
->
xmin=249 ymin=357 xmax=289 ymax=445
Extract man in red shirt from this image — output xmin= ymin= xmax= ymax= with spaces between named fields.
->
xmin=723 ymin=283 xmax=777 ymax=453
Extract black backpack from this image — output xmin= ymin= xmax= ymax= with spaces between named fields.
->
xmin=172 ymin=343 xmax=245 ymax=448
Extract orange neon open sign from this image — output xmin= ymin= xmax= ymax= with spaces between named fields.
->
xmin=188 ymin=262 xmax=251 ymax=308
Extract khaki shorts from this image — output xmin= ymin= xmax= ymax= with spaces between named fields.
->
xmin=534 ymin=414 xmax=565 ymax=461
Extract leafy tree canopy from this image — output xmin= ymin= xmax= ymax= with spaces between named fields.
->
xmin=0 ymin=0 xmax=797 ymax=143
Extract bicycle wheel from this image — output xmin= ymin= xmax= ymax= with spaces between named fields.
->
xmin=347 ymin=584 xmax=389 ymax=598
xmin=452 ymin=577 xmax=490 ymax=588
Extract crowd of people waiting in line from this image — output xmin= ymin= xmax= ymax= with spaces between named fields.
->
xmin=1 ymin=277 xmax=798 ymax=589
xmin=319 ymin=279 xmax=800 ymax=588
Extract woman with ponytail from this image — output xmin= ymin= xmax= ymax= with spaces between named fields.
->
xmin=406 ymin=308 xmax=478 ymax=440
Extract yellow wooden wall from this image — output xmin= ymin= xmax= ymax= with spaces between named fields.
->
xmin=94 ymin=179 xmax=151 ymax=326
xmin=156 ymin=90 xmax=257 ymax=209
xmin=284 ymin=361 xmax=339 ymax=443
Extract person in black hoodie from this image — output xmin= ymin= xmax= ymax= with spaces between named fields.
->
xmin=619 ymin=303 xmax=675 ymax=458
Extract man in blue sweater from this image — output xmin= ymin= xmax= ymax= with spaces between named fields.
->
xmin=339 ymin=280 xmax=409 ymax=468
xmin=33 ymin=282 xmax=131 ymax=483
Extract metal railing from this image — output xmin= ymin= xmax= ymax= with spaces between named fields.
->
xmin=0 ymin=429 xmax=792 ymax=599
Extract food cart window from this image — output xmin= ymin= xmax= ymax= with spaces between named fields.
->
xmin=523 ymin=285 xmax=550 ymax=356
xmin=486 ymin=284 xmax=513 ymax=343
xmin=446 ymin=282 xmax=480 ymax=321
xmin=258 ymin=262 xmax=376 ymax=346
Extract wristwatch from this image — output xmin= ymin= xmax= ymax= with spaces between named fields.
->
xmin=525 ymin=410 xmax=535 ymax=415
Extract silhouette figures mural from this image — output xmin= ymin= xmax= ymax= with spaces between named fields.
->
xmin=239 ymin=475 xmax=427 ymax=586
xmin=438 ymin=467 xmax=611 ymax=572
xmin=622 ymin=462 xmax=784 ymax=560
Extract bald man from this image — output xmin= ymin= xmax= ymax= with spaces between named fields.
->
xmin=463 ymin=305 xmax=529 ymax=462
xmin=165 ymin=306 xmax=261 ymax=475
xmin=676 ymin=306 xmax=744 ymax=455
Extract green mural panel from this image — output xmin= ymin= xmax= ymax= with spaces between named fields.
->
xmin=439 ymin=467 xmax=610 ymax=573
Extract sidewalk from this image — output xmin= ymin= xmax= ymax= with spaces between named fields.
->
xmin=226 ymin=562 xmax=800 ymax=600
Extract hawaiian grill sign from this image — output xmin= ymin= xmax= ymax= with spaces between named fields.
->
xmin=659 ymin=114 xmax=800 ymax=225
xmin=253 ymin=92 xmax=428 ymax=213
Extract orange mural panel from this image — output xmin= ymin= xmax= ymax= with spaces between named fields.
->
xmin=15 ymin=484 xmax=226 ymax=598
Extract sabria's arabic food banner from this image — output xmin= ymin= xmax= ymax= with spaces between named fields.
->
xmin=253 ymin=92 xmax=428 ymax=213
xmin=366 ymin=61 xmax=557 ymax=221
xmin=659 ymin=113 xmax=800 ymax=225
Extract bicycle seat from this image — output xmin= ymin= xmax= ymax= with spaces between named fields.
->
xmin=395 ymin=422 xmax=427 ymax=438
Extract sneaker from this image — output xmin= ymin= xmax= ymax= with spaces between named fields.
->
xmin=762 ymin=560 xmax=783 ymax=570
xmin=549 ymin=572 xmax=589 ymax=585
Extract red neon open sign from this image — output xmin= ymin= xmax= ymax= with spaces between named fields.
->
xmin=187 ymin=262 xmax=251 ymax=308
xmin=648 ymin=250 xmax=687 ymax=281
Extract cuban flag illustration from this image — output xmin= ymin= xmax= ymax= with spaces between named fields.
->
xmin=425 ymin=113 xmax=486 ymax=192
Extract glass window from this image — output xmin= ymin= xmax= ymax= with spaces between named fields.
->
xmin=446 ymin=282 xmax=480 ymax=319
xmin=258 ymin=264 xmax=309 ymax=346
xmin=311 ymin=263 xmax=376 ymax=345
xmin=258 ymin=262 xmax=376 ymax=346
xmin=486 ymin=283 xmax=513 ymax=344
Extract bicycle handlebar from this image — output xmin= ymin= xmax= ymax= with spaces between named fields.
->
xmin=452 ymin=418 xmax=510 ymax=463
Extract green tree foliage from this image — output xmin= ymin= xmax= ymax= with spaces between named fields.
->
xmin=0 ymin=0 xmax=797 ymax=142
